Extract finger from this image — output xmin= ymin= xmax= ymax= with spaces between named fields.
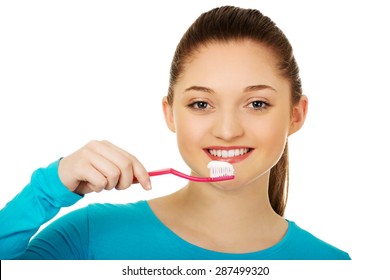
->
xmin=89 ymin=153 xmax=121 ymax=190
xmin=85 ymin=141 xmax=129 ymax=187
xmin=76 ymin=163 xmax=109 ymax=193
xmin=94 ymin=141 xmax=151 ymax=190
xmin=75 ymin=181 xmax=106 ymax=194
xmin=59 ymin=151 xmax=109 ymax=193
xmin=130 ymin=159 xmax=152 ymax=191
xmin=85 ymin=140 xmax=151 ymax=191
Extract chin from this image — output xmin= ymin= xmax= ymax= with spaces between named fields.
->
xmin=209 ymin=180 xmax=244 ymax=192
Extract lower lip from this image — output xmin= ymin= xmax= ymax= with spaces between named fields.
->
xmin=204 ymin=149 xmax=253 ymax=164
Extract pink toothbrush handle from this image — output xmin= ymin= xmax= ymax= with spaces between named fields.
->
xmin=133 ymin=168 xmax=234 ymax=183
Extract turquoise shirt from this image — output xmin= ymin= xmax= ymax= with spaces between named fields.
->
xmin=0 ymin=161 xmax=350 ymax=260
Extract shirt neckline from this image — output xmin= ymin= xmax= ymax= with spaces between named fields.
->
xmin=139 ymin=200 xmax=296 ymax=259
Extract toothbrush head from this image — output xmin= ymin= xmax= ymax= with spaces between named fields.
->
xmin=207 ymin=161 xmax=235 ymax=179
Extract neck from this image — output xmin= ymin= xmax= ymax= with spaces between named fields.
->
xmin=149 ymin=172 xmax=288 ymax=253
xmin=178 ymin=172 xmax=280 ymax=226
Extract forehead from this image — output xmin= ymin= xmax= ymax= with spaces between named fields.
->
xmin=175 ymin=40 xmax=288 ymax=93
xmin=193 ymin=39 xmax=279 ymax=62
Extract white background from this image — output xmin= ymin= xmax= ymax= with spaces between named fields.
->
xmin=1 ymin=0 xmax=389 ymax=276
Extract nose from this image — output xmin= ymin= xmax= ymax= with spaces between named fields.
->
xmin=211 ymin=110 xmax=244 ymax=141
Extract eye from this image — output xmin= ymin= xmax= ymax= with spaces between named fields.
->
xmin=247 ymin=100 xmax=270 ymax=111
xmin=188 ymin=101 xmax=211 ymax=110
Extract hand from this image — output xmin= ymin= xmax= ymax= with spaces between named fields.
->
xmin=58 ymin=140 xmax=151 ymax=195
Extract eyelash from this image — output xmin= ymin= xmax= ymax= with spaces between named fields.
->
xmin=187 ymin=101 xmax=211 ymax=111
xmin=247 ymin=100 xmax=270 ymax=111
xmin=187 ymin=100 xmax=271 ymax=111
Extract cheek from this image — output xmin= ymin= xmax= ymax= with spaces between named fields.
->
xmin=250 ymin=112 xmax=290 ymax=160
xmin=174 ymin=114 xmax=208 ymax=152
xmin=173 ymin=114 xmax=212 ymax=174
xmin=264 ymin=125 xmax=288 ymax=156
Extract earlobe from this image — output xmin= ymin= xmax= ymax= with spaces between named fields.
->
xmin=162 ymin=96 xmax=176 ymax=133
xmin=288 ymin=95 xmax=308 ymax=136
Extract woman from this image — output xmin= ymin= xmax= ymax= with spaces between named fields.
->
xmin=0 ymin=5 xmax=350 ymax=260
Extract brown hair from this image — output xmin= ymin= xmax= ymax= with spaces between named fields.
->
xmin=167 ymin=6 xmax=303 ymax=216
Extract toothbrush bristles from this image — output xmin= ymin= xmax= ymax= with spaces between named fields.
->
xmin=207 ymin=161 xmax=234 ymax=178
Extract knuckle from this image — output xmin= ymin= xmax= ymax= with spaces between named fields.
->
xmin=86 ymin=140 xmax=99 ymax=147
xmin=85 ymin=140 xmax=101 ymax=150
xmin=107 ymin=166 xmax=121 ymax=180
xmin=115 ymin=183 xmax=128 ymax=190
xmin=105 ymin=185 xmax=115 ymax=191
xmin=120 ymin=160 xmax=133 ymax=172
xmin=95 ymin=177 xmax=108 ymax=189
xmin=90 ymin=183 xmax=104 ymax=193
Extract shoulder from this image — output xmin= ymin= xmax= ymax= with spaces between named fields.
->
xmin=85 ymin=200 xmax=153 ymax=231
xmin=284 ymin=221 xmax=351 ymax=260
xmin=45 ymin=200 xmax=151 ymax=234
xmin=84 ymin=200 xmax=171 ymax=259
xmin=26 ymin=200 xmax=152 ymax=259
xmin=86 ymin=200 xmax=148 ymax=217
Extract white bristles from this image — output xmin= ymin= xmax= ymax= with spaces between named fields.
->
xmin=207 ymin=161 xmax=234 ymax=178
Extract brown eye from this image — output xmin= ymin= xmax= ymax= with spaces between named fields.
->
xmin=189 ymin=101 xmax=209 ymax=110
xmin=252 ymin=101 xmax=265 ymax=108
xmin=248 ymin=100 xmax=269 ymax=110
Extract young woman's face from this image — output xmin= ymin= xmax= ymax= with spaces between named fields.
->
xmin=163 ymin=40 xmax=306 ymax=190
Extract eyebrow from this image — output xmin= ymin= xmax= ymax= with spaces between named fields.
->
xmin=184 ymin=84 xmax=277 ymax=94
xmin=244 ymin=84 xmax=277 ymax=93
xmin=184 ymin=86 xmax=215 ymax=94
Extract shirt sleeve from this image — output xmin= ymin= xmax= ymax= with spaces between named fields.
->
xmin=0 ymin=160 xmax=82 ymax=259
xmin=20 ymin=205 xmax=91 ymax=259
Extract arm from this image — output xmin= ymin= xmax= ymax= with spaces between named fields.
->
xmin=0 ymin=160 xmax=82 ymax=259
xmin=0 ymin=140 xmax=151 ymax=259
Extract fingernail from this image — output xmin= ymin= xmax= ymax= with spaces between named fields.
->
xmin=145 ymin=181 xmax=152 ymax=191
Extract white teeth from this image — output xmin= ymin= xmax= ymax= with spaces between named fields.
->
xmin=208 ymin=148 xmax=250 ymax=158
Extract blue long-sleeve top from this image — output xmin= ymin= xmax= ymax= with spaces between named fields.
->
xmin=0 ymin=160 xmax=350 ymax=260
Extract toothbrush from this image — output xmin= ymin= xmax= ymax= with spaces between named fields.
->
xmin=135 ymin=161 xmax=235 ymax=183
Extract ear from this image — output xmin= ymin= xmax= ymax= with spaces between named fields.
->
xmin=288 ymin=95 xmax=308 ymax=136
xmin=162 ymin=96 xmax=176 ymax=133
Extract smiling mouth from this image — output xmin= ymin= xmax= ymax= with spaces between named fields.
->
xmin=207 ymin=148 xmax=252 ymax=158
